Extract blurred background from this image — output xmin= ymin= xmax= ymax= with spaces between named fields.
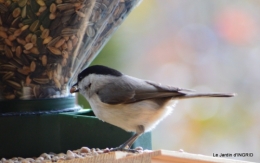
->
xmin=79 ymin=0 xmax=260 ymax=161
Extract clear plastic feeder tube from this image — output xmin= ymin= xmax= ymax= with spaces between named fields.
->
xmin=0 ymin=0 xmax=142 ymax=101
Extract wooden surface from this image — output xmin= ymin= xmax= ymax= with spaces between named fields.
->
xmin=45 ymin=150 xmax=253 ymax=163
xmin=152 ymin=150 xmax=253 ymax=163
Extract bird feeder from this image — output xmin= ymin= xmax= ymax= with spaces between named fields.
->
xmin=0 ymin=0 xmax=151 ymax=158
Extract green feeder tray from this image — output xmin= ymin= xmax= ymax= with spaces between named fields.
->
xmin=0 ymin=109 xmax=151 ymax=158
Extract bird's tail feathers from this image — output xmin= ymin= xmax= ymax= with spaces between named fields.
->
xmin=177 ymin=93 xmax=236 ymax=99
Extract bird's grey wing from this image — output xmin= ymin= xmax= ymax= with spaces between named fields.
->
xmin=96 ymin=77 xmax=192 ymax=105
xmin=96 ymin=81 xmax=135 ymax=104
xmin=132 ymin=80 xmax=193 ymax=102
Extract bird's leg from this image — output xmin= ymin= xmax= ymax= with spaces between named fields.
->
xmin=126 ymin=125 xmax=145 ymax=148
xmin=111 ymin=125 xmax=144 ymax=152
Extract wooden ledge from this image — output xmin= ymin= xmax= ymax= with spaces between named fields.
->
xmin=47 ymin=150 xmax=253 ymax=163
xmin=152 ymin=150 xmax=252 ymax=163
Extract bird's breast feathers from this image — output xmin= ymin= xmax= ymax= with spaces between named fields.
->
xmin=88 ymin=93 xmax=177 ymax=132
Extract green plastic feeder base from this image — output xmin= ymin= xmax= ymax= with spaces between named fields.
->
xmin=0 ymin=97 xmax=80 ymax=116
xmin=0 ymin=110 xmax=151 ymax=158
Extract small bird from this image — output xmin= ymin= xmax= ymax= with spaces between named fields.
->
xmin=70 ymin=65 xmax=235 ymax=152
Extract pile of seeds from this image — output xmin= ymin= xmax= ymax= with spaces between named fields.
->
xmin=0 ymin=146 xmax=145 ymax=163
xmin=0 ymin=0 xmax=141 ymax=100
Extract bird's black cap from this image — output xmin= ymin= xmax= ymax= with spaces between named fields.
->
xmin=77 ymin=65 xmax=123 ymax=83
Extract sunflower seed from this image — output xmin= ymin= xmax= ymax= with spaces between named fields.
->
xmin=13 ymin=56 xmax=23 ymax=65
xmin=1 ymin=64 xmax=16 ymax=71
xmin=12 ymin=8 xmax=21 ymax=18
xmin=0 ymin=31 xmax=8 ymax=39
xmin=63 ymin=8 xmax=75 ymax=16
xmin=6 ymin=80 xmax=21 ymax=90
xmin=4 ymin=45 xmax=13 ymax=58
xmin=29 ymin=20 xmax=40 ymax=32
xmin=57 ymin=3 xmax=74 ymax=11
xmin=61 ymin=28 xmax=78 ymax=36
xmin=47 ymin=36 xmax=60 ymax=46
xmin=11 ymin=16 xmax=21 ymax=27
xmin=18 ymin=0 xmax=28 ymax=7
xmin=21 ymin=6 xmax=27 ymax=18
xmin=2 ymin=72 xmax=14 ymax=80
xmin=33 ymin=77 xmax=49 ymax=84
xmin=0 ymin=3 xmax=8 ymax=13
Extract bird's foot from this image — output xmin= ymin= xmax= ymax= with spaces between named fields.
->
xmin=110 ymin=147 xmax=139 ymax=153
xmin=109 ymin=145 xmax=141 ymax=153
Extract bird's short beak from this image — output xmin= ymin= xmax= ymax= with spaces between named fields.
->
xmin=70 ymin=83 xmax=79 ymax=93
